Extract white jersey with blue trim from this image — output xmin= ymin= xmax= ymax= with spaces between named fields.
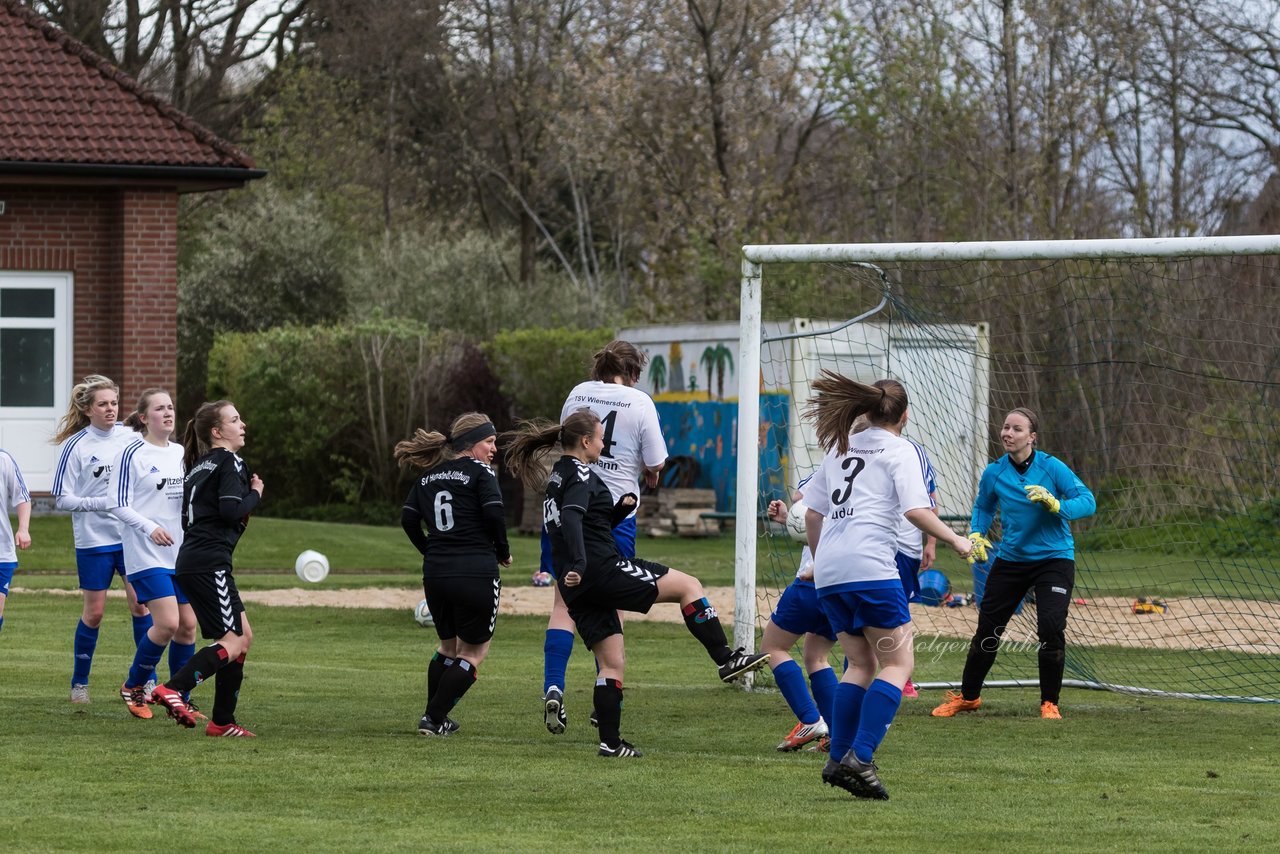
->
xmin=804 ymin=426 xmax=933 ymax=588
xmin=0 ymin=449 xmax=32 ymax=562
xmin=108 ymin=439 xmax=185 ymax=576
xmin=51 ymin=424 xmax=134 ymax=549
xmin=894 ymin=439 xmax=938 ymax=559
xmin=561 ymin=380 xmax=666 ymax=514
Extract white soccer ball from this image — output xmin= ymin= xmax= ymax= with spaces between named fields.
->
xmin=414 ymin=599 xmax=434 ymax=628
xmin=785 ymin=502 xmax=809 ymax=542
xmin=294 ymin=549 xmax=329 ymax=583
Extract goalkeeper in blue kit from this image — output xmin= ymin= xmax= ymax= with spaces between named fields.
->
xmin=932 ymin=407 xmax=1095 ymax=720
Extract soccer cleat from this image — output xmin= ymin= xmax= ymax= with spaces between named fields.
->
xmin=70 ymin=684 xmax=90 ymax=704
xmin=543 ymin=686 xmax=567 ymax=735
xmin=442 ymin=717 xmax=460 ymax=734
xmin=777 ymin=718 xmax=829 ymax=752
xmin=598 ymin=739 xmax=643 ymax=758
xmin=121 ymin=682 xmax=153 ymax=719
xmin=151 ymin=684 xmax=197 ymax=728
xmin=185 ymin=700 xmax=209 ymax=723
xmin=206 ymin=721 xmax=256 ymax=737
xmin=902 ymin=679 xmax=919 ymax=699
xmin=718 ymin=648 xmax=769 ymax=683
xmin=418 ymin=715 xmax=452 ymax=737
xmin=143 ymin=678 xmax=157 ymax=704
xmin=931 ymin=691 xmax=982 ymax=717
xmin=822 ymin=750 xmax=890 ymax=800
xmin=1040 ymin=701 xmax=1062 ymax=719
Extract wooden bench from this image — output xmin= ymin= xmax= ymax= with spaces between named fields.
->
xmin=697 ymin=511 xmax=737 ymax=534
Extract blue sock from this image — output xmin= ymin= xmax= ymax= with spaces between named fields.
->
xmin=127 ymin=635 xmax=166 ymax=688
xmin=131 ymin=612 xmax=153 ymax=646
xmin=809 ymin=666 xmax=838 ymax=725
xmin=543 ymin=629 xmax=575 ymax=694
xmin=852 ymin=679 xmax=904 ymax=764
xmin=169 ymin=640 xmax=196 ymax=684
xmin=0 ymin=615 xmax=5 ymax=633
xmin=72 ymin=620 xmax=99 ymax=686
xmin=828 ymin=681 xmax=868 ymax=763
xmin=773 ymin=659 xmax=821 ymax=724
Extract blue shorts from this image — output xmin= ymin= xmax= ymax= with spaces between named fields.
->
xmin=770 ymin=579 xmax=836 ymax=641
xmin=128 ymin=568 xmax=188 ymax=605
xmin=0 ymin=561 xmax=16 ymax=596
xmin=541 ymin=516 xmax=638 ymax=578
xmin=819 ymin=584 xmax=911 ymax=635
xmin=896 ymin=552 xmax=922 ymax=603
xmin=76 ymin=546 xmax=126 ymax=591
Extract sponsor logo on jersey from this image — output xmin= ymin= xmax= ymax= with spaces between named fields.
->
xmin=422 ymin=469 xmax=472 ymax=485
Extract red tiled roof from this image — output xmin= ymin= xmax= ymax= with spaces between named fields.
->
xmin=0 ymin=0 xmax=254 ymax=169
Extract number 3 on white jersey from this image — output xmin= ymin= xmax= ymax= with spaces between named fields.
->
xmin=434 ymin=491 xmax=455 ymax=531
xmin=542 ymin=497 xmax=561 ymax=527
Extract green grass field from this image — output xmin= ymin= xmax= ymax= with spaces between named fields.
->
xmin=2 ymin=597 xmax=1278 ymax=852
xmin=2 ymin=521 xmax=1278 ymax=851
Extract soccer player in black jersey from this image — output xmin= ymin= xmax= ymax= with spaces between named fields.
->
xmin=149 ymin=401 xmax=263 ymax=737
xmin=506 ymin=408 xmax=767 ymax=757
xmin=396 ymin=413 xmax=513 ymax=736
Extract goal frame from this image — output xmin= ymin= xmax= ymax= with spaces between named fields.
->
xmin=732 ymin=234 xmax=1280 ymax=666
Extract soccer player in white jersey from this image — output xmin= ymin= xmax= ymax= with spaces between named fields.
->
xmin=51 ymin=375 xmax=153 ymax=704
xmin=108 ymin=389 xmax=194 ymax=720
xmin=539 ymin=341 xmax=666 ymax=734
xmin=0 ymin=447 xmax=33 ymax=634
xmin=802 ymin=372 xmax=971 ymax=799
xmin=853 ymin=414 xmax=941 ymax=699
xmin=761 ymin=478 xmax=838 ymax=753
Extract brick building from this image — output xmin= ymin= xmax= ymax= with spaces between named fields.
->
xmin=0 ymin=0 xmax=261 ymax=490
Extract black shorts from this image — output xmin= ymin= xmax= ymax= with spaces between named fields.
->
xmin=424 ymin=574 xmax=501 ymax=645
xmin=176 ymin=570 xmax=245 ymax=640
xmin=563 ymin=557 xmax=670 ymax=649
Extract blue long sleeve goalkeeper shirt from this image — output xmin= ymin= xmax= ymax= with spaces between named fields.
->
xmin=969 ymin=451 xmax=1096 ymax=562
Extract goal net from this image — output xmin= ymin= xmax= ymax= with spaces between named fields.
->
xmin=733 ymin=236 xmax=1280 ymax=703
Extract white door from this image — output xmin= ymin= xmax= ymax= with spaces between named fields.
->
xmin=0 ymin=272 xmax=71 ymax=492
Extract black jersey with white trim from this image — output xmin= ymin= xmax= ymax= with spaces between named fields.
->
xmin=544 ymin=455 xmax=618 ymax=577
xmin=176 ymin=448 xmax=260 ymax=575
xmin=402 ymin=456 xmax=508 ymax=576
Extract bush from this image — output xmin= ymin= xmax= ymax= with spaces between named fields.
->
xmin=208 ymin=319 xmax=445 ymax=511
xmin=485 ymin=327 xmax=615 ymax=421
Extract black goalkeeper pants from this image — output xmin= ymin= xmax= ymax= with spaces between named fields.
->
xmin=961 ymin=557 xmax=1075 ymax=704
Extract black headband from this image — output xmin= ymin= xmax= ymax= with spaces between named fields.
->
xmin=451 ymin=422 xmax=496 ymax=451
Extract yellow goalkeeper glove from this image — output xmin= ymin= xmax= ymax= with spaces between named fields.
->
xmin=1024 ymin=484 xmax=1061 ymax=514
xmin=967 ymin=532 xmax=993 ymax=564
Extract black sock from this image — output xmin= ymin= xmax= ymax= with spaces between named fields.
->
xmin=212 ymin=654 xmax=245 ymax=726
xmin=682 ymin=598 xmax=732 ymax=665
xmin=594 ymin=677 xmax=624 ymax=748
xmin=427 ymin=652 xmax=450 ymax=704
xmin=165 ymin=643 xmax=228 ymax=695
xmin=425 ymin=659 xmax=476 ymax=723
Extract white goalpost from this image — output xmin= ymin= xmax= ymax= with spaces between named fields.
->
xmin=733 ymin=234 xmax=1280 ymax=702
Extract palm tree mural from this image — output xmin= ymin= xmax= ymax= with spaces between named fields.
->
xmin=648 ymin=354 xmax=667 ymax=394
xmin=700 ymin=343 xmax=735 ymax=399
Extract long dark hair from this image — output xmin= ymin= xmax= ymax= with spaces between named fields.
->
xmin=503 ymin=408 xmax=601 ymax=490
xmin=804 ymin=371 xmax=908 ymax=454
xmin=182 ymin=400 xmax=233 ymax=472
xmin=590 ymin=340 xmax=646 ymax=384
xmin=394 ymin=412 xmax=494 ymax=471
